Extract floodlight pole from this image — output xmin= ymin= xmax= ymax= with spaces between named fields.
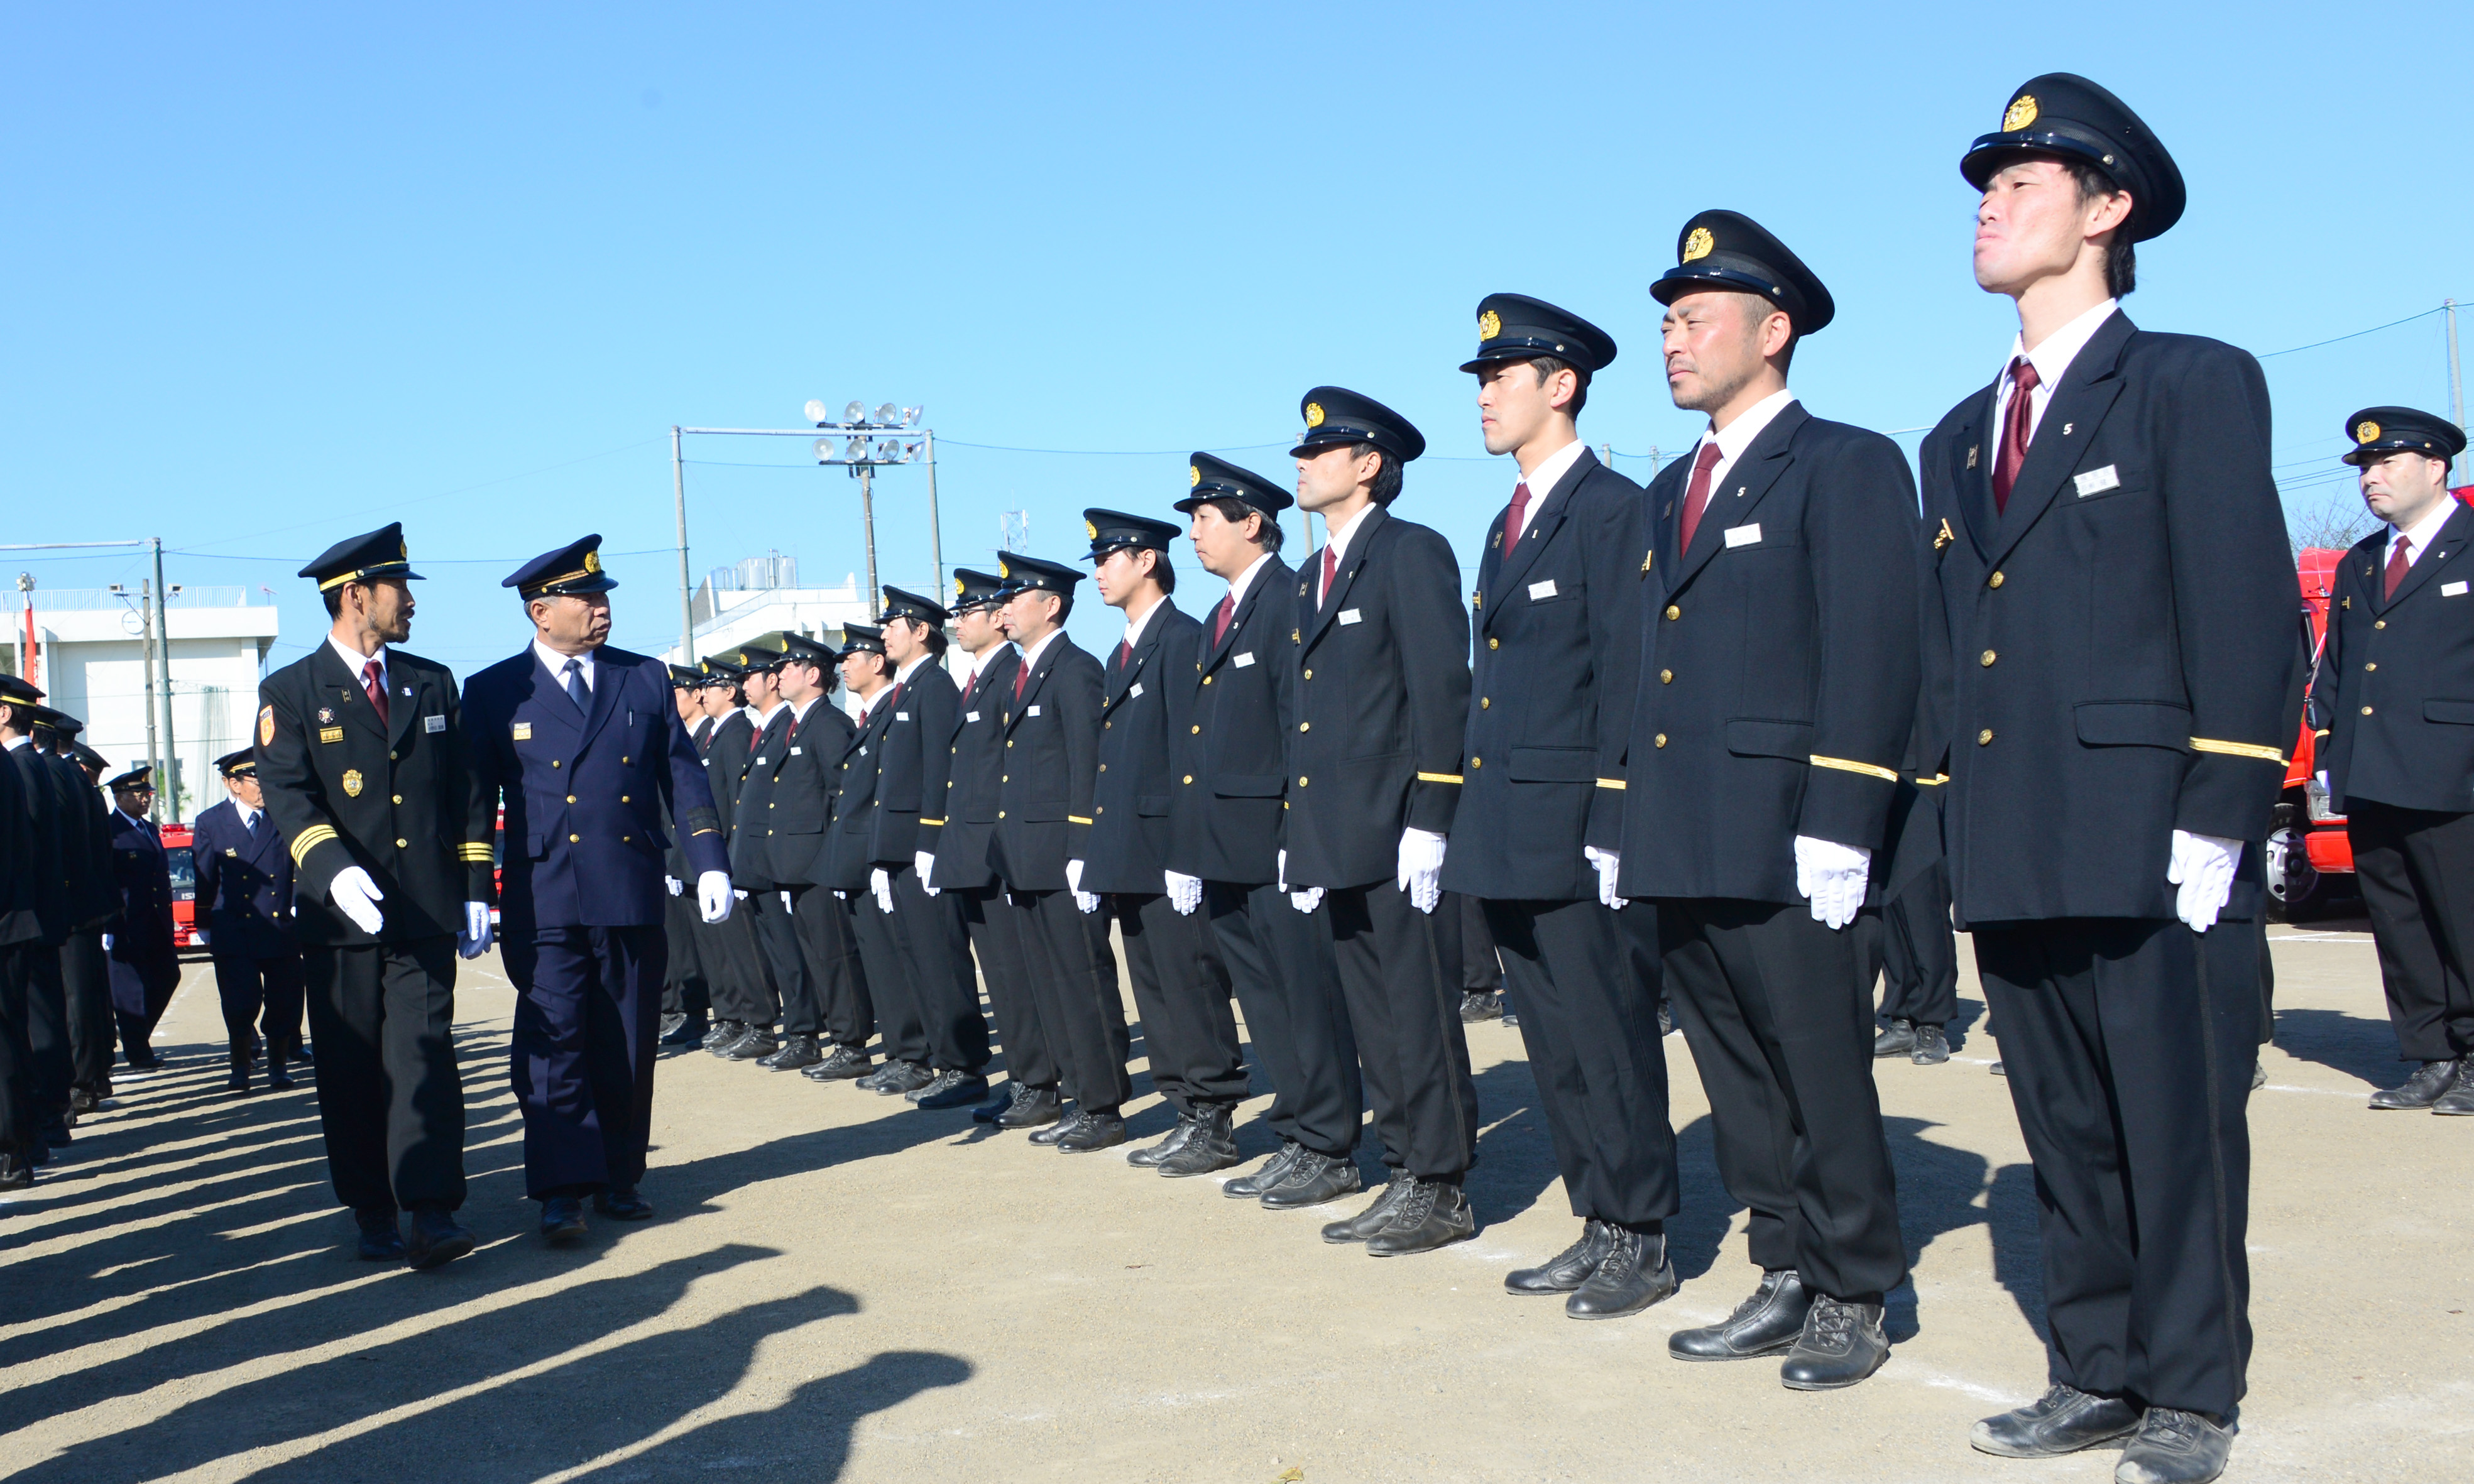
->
xmin=671 ymin=426 xmax=695 ymax=663
xmin=2447 ymin=298 xmax=2466 ymax=485
xmin=924 ymin=429 xmax=944 ymax=606
xmin=855 ymin=463 xmax=880 ymax=610
xmin=153 ymin=537 xmax=177 ymax=821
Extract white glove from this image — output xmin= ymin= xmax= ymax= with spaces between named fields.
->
xmin=733 ymin=888 xmax=749 ymax=901
xmin=835 ymin=890 xmax=848 ymax=900
xmin=1166 ymin=870 xmax=1203 ymax=916
xmin=1289 ymin=886 xmax=1325 ymax=914
xmin=1793 ymin=835 xmax=1871 ymax=930
xmin=872 ymin=867 xmax=895 ymax=914
xmin=2167 ymin=829 xmax=2243 ymax=932
xmin=102 ymin=933 xmax=115 ymax=951
xmin=916 ymin=850 xmax=939 ymax=897
xmin=1277 ymin=849 xmax=1288 ymax=893
xmin=457 ymin=900 xmax=493 ymax=959
xmin=698 ymin=870 xmax=733 ymax=924
xmin=1396 ymin=827 xmax=1447 ymax=915
xmin=328 ymin=866 xmax=386 ymax=936
xmin=780 ymin=890 xmax=794 ymax=910
xmin=665 ymin=875 xmax=682 ymax=897
xmin=192 ymin=927 xmax=210 ymax=947
xmin=1584 ymin=845 xmax=1626 ymax=910
xmin=1067 ymin=857 xmax=1101 ymax=914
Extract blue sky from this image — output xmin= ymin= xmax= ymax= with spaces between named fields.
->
xmin=6 ymin=1 xmax=2468 ymax=675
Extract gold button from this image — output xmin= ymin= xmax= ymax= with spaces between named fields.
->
xmin=998 ymin=810 xmax=1005 ymax=819
xmin=1298 ymin=777 xmax=1309 ymax=787
xmin=620 ymin=795 xmax=629 ymax=803
xmin=1653 ymin=734 xmax=1667 ymax=748
xmin=567 ymin=794 xmax=577 ymax=803
xmin=569 ymin=834 xmax=579 ymax=842
xmin=390 ymin=751 xmax=399 ymax=761
xmin=1105 ymin=721 xmax=1112 ymax=729
xmin=947 ymin=780 xmax=955 ymax=787
xmin=2363 ymin=706 xmax=2374 ymax=715
xmin=621 ymin=757 xmax=629 ymax=765
xmin=1299 ymin=722 xmax=1310 ymax=732
xmin=1183 ymin=775 xmax=1193 ymax=784
xmin=1303 ymin=669 xmax=1313 ymax=680
xmin=1665 ymin=605 xmax=1681 ymax=620
xmin=1471 ymin=756 xmax=1481 ymax=768
xmin=1002 ymin=775 xmax=1009 ymax=782
xmin=1202 ymin=676 xmax=1212 ymax=685
xmin=1981 ymin=650 xmax=1997 ymax=667
xmin=1098 ymin=763 xmax=1107 ymax=772
xmin=1488 ymin=637 xmax=1500 ymax=650
xmin=1988 ymin=572 xmax=2005 ymax=589
xmin=1978 ymin=729 xmax=1994 ymax=745
xmin=396 ymin=838 xmax=408 ymax=848
xmin=550 ymin=760 xmax=559 ymax=768
xmin=1479 ymin=697 xmax=1490 ymax=709
xmin=2365 ymin=662 xmax=2377 ymax=672
xmin=623 ymin=835 xmax=632 ymax=843
xmin=1659 ymin=670 xmax=1673 ymax=684
xmin=392 ymin=794 xmax=403 ymax=804
xmin=1006 ymin=739 xmax=1013 ymax=748
xmin=1095 ymin=805 xmax=1103 ymax=814
xmin=2375 ymin=619 xmax=2387 ymax=630
xmin=1191 ymin=725 xmax=1201 ymax=734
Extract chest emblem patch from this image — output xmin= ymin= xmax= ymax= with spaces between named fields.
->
xmin=318 ymin=707 xmax=335 ymax=724
xmin=341 ymin=769 xmax=364 ymax=798
xmin=319 ymin=726 xmax=345 ymax=744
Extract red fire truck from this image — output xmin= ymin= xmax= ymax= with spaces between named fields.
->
xmin=164 ymin=822 xmax=201 ymax=951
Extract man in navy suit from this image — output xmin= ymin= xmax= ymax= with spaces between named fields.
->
xmin=464 ymin=535 xmax=735 ymax=1244
xmin=191 ymin=748 xmax=306 ymax=1093
xmin=102 ymin=765 xmax=181 ymax=1069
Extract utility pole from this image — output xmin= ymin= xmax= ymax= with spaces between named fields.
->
xmin=670 ymin=426 xmax=695 ymax=663
xmin=138 ymin=578 xmax=161 ymax=821
xmin=153 ymin=537 xmax=177 ymax=821
xmin=924 ymin=428 xmax=945 ymax=606
xmin=2447 ymin=298 xmax=2466 ymax=486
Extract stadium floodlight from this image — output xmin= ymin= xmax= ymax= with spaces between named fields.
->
xmin=843 ymin=400 xmax=865 ymax=423
xmin=843 ymin=436 xmax=868 ymax=461
xmin=813 ymin=437 xmax=837 ymax=462
xmin=873 ymin=438 xmax=901 ymax=462
xmin=902 ymin=406 xmax=923 ymax=427
xmin=804 ymin=399 xmax=829 ymax=425
xmin=873 ymin=403 xmax=899 ymax=426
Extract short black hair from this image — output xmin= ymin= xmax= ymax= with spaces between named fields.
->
xmin=1203 ymin=497 xmax=1284 ymax=552
xmin=2067 ymin=161 xmax=2137 ymax=297
xmin=1530 ymin=356 xmax=1590 ymax=418
xmin=1134 ymin=547 xmax=1177 ymax=596
xmin=1352 ymin=442 xmax=1405 ymax=505
xmin=320 ymin=586 xmax=345 ymax=619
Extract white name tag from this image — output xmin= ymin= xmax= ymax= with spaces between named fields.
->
xmin=424 ymin=715 xmax=446 ymax=733
xmin=895 ymin=711 xmax=909 ymax=721
xmin=1130 ymin=683 xmax=1144 ymax=698
xmin=1724 ymin=523 xmax=1763 ymax=548
xmin=1027 ymin=704 xmax=1042 ymax=717
xmin=2446 ymin=581 xmax=2469 ymax=597
xmin=1528 ymin=579 xmax=1558 ymax=599
xmin=2074 ymin=464 xmax=2121 ymax=496
xmin=1338 ymin=609 xmax=1362 ymax=625
xmin=753 ymin=756 xmax=766 ymax=766
xmin=1233 ymin=652 xmax=1255 ymax=668
xmin=966 ymin=710 xmax=982 ymax=723
xmin=790 ymin=746 xmax=802 ymax=756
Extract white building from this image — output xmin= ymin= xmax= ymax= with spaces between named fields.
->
xmin=8 ymin=586 xmax=280 ymax=823
xmin=660 ymin=552 xmax=880 ymax=669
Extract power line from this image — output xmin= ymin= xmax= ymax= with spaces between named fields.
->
xmin=2256 ymin=306 xmax=2445 ymax=360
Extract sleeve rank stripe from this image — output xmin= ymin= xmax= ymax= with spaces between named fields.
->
xmin=1416 ymin=772 xmax=1464 ymax=785
xmin=1066 ymin=814 xmax=1093 ymax=825
xmin=919 ymin=817 xmax=945 ymax=826
xmin=288 ymin=824 xmax=339 ymax=866
xmin=1809 ymin=755 xmax=1901 ymax=783
xmin=2190 ymin=737 xmax=2287 ymax=765
xmin=1595 ymin=777 xmax=1627 ymax=790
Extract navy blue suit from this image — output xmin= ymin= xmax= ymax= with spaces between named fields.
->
xmin=104 ymin=809 xmax=180 ymax=1048
xmin=465 ymin=643 xmax=728 ymax=1199
xmin=190 ymin=799 xmax=307 ymax=1068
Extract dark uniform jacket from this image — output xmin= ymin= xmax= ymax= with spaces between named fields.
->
xmin=666 ymin=713 xmax=716 ymax=882
xmin=1919 ymin=312 xmax=2295 ymax=926
xmin=1446 ymin=448 xmax=1645 ymax=902
xmin=0 ymin=742 xmax=34 ymax=949
xmin=190 ymin=799 xmax=296 ymax=959
xmin=762 ymin=697 xmax=853 ymax=887
xmin=926 ymin=648 xmax=1020 ymax=893
xmin=728 ymin=708 xmax=796 ymax=891
xmin=255 ymin=643 xmax=496 ymax=946
xmin=105 ymin=807 xmax=179 ymax=1005
xmin=989 ymin=633 xmax=1103 ymax=893
xmin=4 ymin=745 xmax=74 ymax=946
xmin=1284 ymin=503 xmax=1472 ymax=892
xmin=867 ymin=662 xmax=961 ymax=869
xmin=1084 ymin=600 xmax=1200 ymax=896
xmin=464 ymin=644 xmax=726 ymax=935
xmin=707 ymin=710 xmax=757 ymax=850
xmin=1168 ymin=556 xmax=1296 ymax=888
xmin=2310 ymin=501 xmax=2474 ymax=814
xmin=1617 ymin=403 xmax=1920 ymax=905
xmin=819 ymin=697 xmax=897 ymax=891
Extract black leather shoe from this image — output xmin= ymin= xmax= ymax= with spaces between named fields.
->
xmin=723 ymin=1027 xmax=779 ymax=1061
xmin=354 ymin=1207 xmax=405 ymax=1261
xmin=1874 ymin=1018 xmax=1918 ymax=1057
xmin=914 ymin=1071 xmax=991 ymax=1110
xmin=973 ymin=1083 xmax=1025 ymax=1123
xmin=1056 ymin=1109 xmax=1126 ymax=1153
xmin=1459 ymin=990 xmax=1502 ymax=1022
xmin=405 ymin=1206 xmax=476 ymax=1270
xmin=2370 ymin=1059 xmax=2460 ymax=1109
xmin=1567 ymin=1228 xmax=1677 ymax=1319
xmin=226 ymin=1070 xmax=253 ymax=1095
xmin=1223 ymin=1142 xmax=1301 ymax=1198
xmin=1780 ymin=1296 xmax=1889 ymax=1390
xmin=0 ymin=1152 xmax=29 ymax=1190
xmin=659 ymin=1013 xmax=710 ymax=1047
xmin=803 ymin=1045 xmax=873 ymax=1081
xmin=2432 ymin=1054 xmax=2474 ymax=1114
xmin=1126 ymin=1113 xmax=1199 ymax=1167
xmin=1499 ymin=1000 xmax=1518 ymax=1029
xmin=1990 ymin=1059 xmax=2006 ymax=1077
xmin=2115 ymin=1408 xmax=2235 ymax=1484
xmin=1970 ymin=1384 xmax=2142 ymax=1458
xmin=657 ymin=1012 xmax=686 ymax=1040
xmin=758 ymin=1035 xmax=823 ymax=1071
xmin=1507 ymin=1221 xmax=1612 ymax=1296
xmin=874 ymin=1061 xmax=935 ymax=1096
xmin=1322 ymin=1174 xmax=1413 ymax=1242
xmin=999 ymin=1086 xmax=1064 ymax=1130
xmin=68 ymin=1086 xmax=102 ymax=1115
xmin=1265 ymin=1150 xmax=1362 ymax=1210
xmin=1159 ymin=1106 xmax=1240 ymax=1177
xmin=540 ymin=1196 xmax=588 ymax=1245
xmin=594 ymin=1185 xmax=655 ymax=1221
xmin=1658 ymin=996 xmax=1674 ymax=1036
xmin=1912 ymin=1023 xmax=1951 ymax=1064
xmin=703 ymin=1019 xmax=741 ymax=1052
xmin=1670 ymin=1269 xmax=1811 ymax=1360
xmin=1027 ymin=1107 xmax=1085 ymax=1145
xmin=1366 ymin=1179 xmax=1475 ymax=1257
xmin=268 ymin=1065 xmax=297 ymax=1090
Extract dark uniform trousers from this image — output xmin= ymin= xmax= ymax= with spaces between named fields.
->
xmin=1206 ymin=881 xmax=1359 ymax=1158
xmin=706 ymin=905 xmax=776 ymax=1029
xmin=1973 ymin=917 xmax=2257 ymax=1419
xmin=1486 ymin=896 xmax=1674 ymax=1228
xmin=799 ymin=884 xmax=873 ymax=1054
xmin=61 ymin=931 xmax=117 ymax=1089
xmin=742 ymin=888 xmax=802 ymax=1034
xmin=1857 ymin=859 xmax=1959 ymax=1028
xmin=23 ymin=952 xmax=73 ymax=1112
xmin=302 ymin=936 xmax=466 ymax=1212
xmin=1462 ymin=893 xmax=1504 ymax=993
xmin=2345 ymin=801 xmax=2474 ymax=1062
xmin=1114 ymin=891 xmax=1242 ymax=1114
xmin=212 ymin=951 xmax=307 ymax=1064
xmin=1008 ymin=888 xmax=1129 ymax=1112
xmin=887 ymin=866 xmax=988 ymax=1073
xmin=660 ymin=888 xmax=711 ymax=1018
xmin=958 ymin=883 xmax=1051 ymax=1089
xmin=505 ymin=925 xmax=664 ymax=1198
xmin=847 ymin=888 xmax=926 ymax=1066
xmin=0 ymin=948 xmax=40 ymax=1154
xmin=1329 ymin=883 xmax=1477 ymax=1181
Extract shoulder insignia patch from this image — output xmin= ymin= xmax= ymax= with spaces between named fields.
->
xmin=259 ymin=706 xmax=275 ymax=746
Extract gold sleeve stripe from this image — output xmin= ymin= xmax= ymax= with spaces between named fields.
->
xmin=288 ymin=824 xmax=339 ymax=867
xmin=457 ymin=843 xmax=495 ymax=861
xmin=1596 ymin=778 xmax=1628 ymax=790
xmin=919 ymin=817 xmax=945 ymax=826
xmin=1916 ymin=773 xmax=1949 ymax=786
xmin=1416 ymin=772 xmax=1464 ymax=785
xmin=2191 ymin=737 xmax=2287 ymax=765
xmin=691 ymin=827 xmax=719 ymax=836
xmin=1067 ymin=814 xmax=1093 ymax=825
xmin=1809 ymin=755 xmax=1900 ymax=783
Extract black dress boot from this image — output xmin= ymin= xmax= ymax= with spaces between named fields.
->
xmin=1970 ymin=1384 xmax=2142 ymax=1458
xmin=2370 ymin=1059 xmax=2460 ymax=1108
xmin=2436 ymin=1054 xmax=2474 ymax=1114
xmin=540 ymin=1196 xmax=588 ymax=1245
xmin=1779 ymin=1296 xmax=1889 ymax=1390
xmin=703 ymin=1019 xmax=742 ymax=1052
xmin=405 ymin=1205 xmax=476 ymax=1270
xmin=226 ymin=1056 xmax=252 ymax=1094
xmin=1263 ymin=1150 xmax=1360 ymax=1211
xmin=972 ymin=1081 xmax=1025 ymax=1123
xmin=1365 ymin=1179 xmax=1476 ymax=1257
xmin=2115 ymin=1408 xmax=2235 ymax=1484
xmin=999 ymin=1086 xmax=1064 ymax=1130
xmin=354 ymin=1206 xmax=405 ymax=1260
xmin=1027 ymin=1106 xmax=1085 ymax=1145
xmin=1458 ymin=990 xmax=1502 ymax=1022
xmin=1223 ymin=1142 xmax=1301 ymax=1199
xmin=874 ymin=1061 xmax=935 ymax=1096
xmin=1056 ymin=1108 xmax=1126 ymax=1153
xmin=1158 ymin=1105 xmax=1240 ymax=1177
xmin=759 ymin=1034 xmax=823 ymax=1071
xmin=1873 ymin=1018 xmax=1918 ymax=1057
xmin=1669 ymin=1269 xmax=1811 ymax=1360
xmin=1126 ymin=1112 xmax=1199 ymax=1168
xmin=1320 ymin=1173 xmax=1413 ymax=1242
xmin=657 ymin=1012 xmax=686 ymax=1040
xmin=1912 ymin=1023 xmax=1951 ymax=1064
xmin=660 ymin=1013 xmax=710 ymax=1047
xmin=723 ymin=1026 xmax=779 ymax=1061
xmin=1565 ymin=1228 xmax=1677 ymax=1319
xmin=1506 ymin=1220 xmax=1612 ymax=1296
xmin=914 ymin=1071 xmax=992 ymax=1110
xmin=594 ymin=1185 xmax=655 ymax=1221
xmin=802 ymin=1045 xmax=873 ymax=1081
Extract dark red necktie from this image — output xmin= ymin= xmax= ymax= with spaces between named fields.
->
xmin=1213 ymin=594 xmax=1235 ymax=644
xmin=1504 ymin=481 xmax=1532 ymax=552
xmin=1321 ymin=543 xmax=1338 ymax=604
xmin=1993 ymin=357 xmax=2041 ymax=513
xmin=1012 ymin=659 xmax=1029 ymax=701
xmin=1114 ymin=640 xmax=1131 ymax=671
xmin=1677 ymin=442 xmax=1724 ymax=554
xmin=886 ymin=681 xmax=905 ymax=713
xmin=361 ymin=659 xmax=389 ymax=726
xmin=2387 ymin=535 xmax=2414 ymax=599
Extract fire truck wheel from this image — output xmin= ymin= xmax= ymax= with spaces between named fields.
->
xmin=2265 ymin=800 xmax=2321 ymax=923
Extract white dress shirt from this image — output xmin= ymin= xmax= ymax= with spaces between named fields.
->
xmin=1116 ymin=593 xmax=1165 ymax=655
xmin=327 ymin=633 xmax=389 ymax=696
xmin=535 ymin=640 xmax=597 ymax=692
xmin=1016 ymin=628 xmax=1065 ymax=676
xmin=1990 ymin=297 xmax=2118 ymax=455
xmin=2389 ymin=495 xmax=2458 ymax=570
xmin=1318 ymin=502 xmax=1378 ymax=603
xmin=1509 ymin=438 xmax=1588 ymax=542
xmin=1690 ymin=387 xmax=1799 ymax=496
xmin=1223 ymin=550 xmax=1274 ymax=612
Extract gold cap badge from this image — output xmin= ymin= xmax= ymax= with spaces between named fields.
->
xmin=583 ymin=550 xmax=601 ymax=574
xmin=2356 ymin=420 xmax=2382 ymax=444
xmin=1304 ymin=401 xmax=1325 ymax=430
xmin=258 ymin=706 xmax=275 ymax=746
xmin=2003 ymin=94 xmax=2038 ymax=132
xmin=1682 ymin=227 xmax=1714 ymax=263
xmin=1188 ymin=464 xmax=1201 ymax=487
xmin=1085 ymin=518 xmax=1098 ymax=541
xmin=1477 ymin=308 xmax=1502 ymax=340
xmin=341 ymin=768 xmax=364 ymax=799
xmin=997 ymin=557 xmax=1012 ymax=578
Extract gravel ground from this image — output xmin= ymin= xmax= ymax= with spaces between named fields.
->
xmin=3 ymin=918 xmax=2465 ymax=1483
